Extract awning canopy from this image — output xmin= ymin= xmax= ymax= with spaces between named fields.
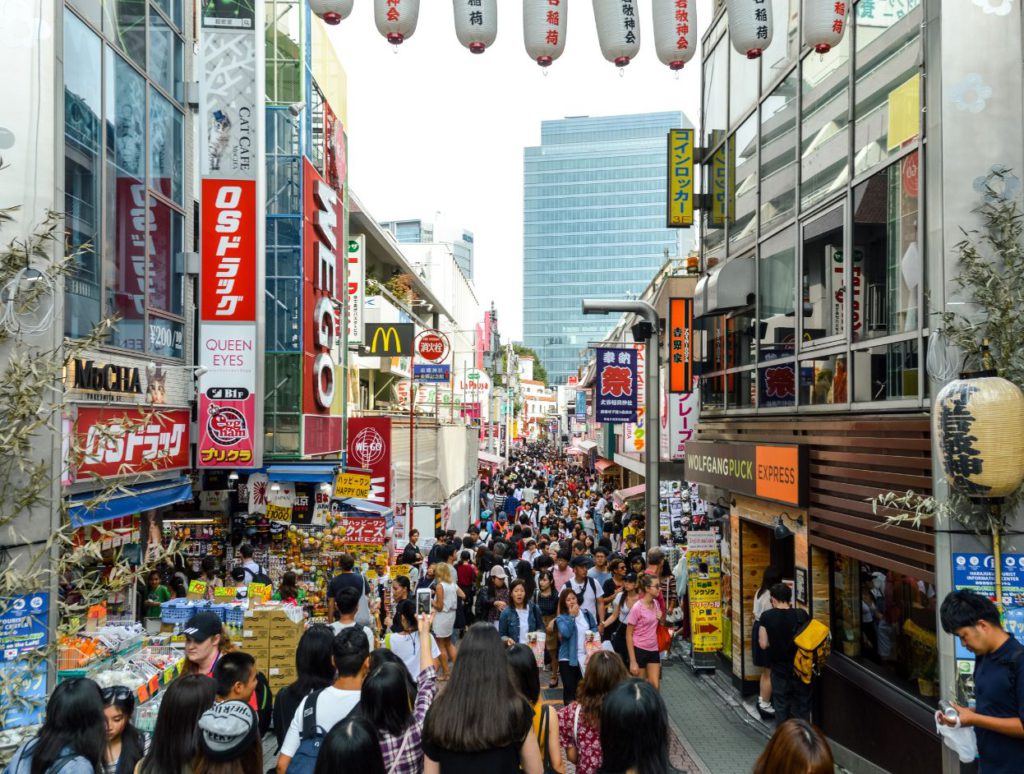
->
xmin=576 ymin=440 xmax=598 ymax=452
xmin=478 ymin=451 xmax=504 ymax=466
xmin=694 ymin=256 xmax=755 ymax=318
xmin=613 ymin=484 xmax=647 ymax=506
xmin=595 ymin=458 xmax=619 ymax=474
xmin=266 ymin=464 xmax=339 ymax=483
xmin=69 ymin=477 xmax=193 ymax=527
xmin=334 ymin=498 xmax=392 ymax=516
xmin=565 ymin=447 xmax=587 ymax=456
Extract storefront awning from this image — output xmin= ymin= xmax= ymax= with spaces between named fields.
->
xmin=576 ymin=440 xmax=598 ymax=452
xmin=565 ymin=447 xmax=587 ymax=456
xmin=334 ymin=498 xmax=392 ymax=516
xmin=478 ymin=451 xmax=504 ymax=466
xmin=694 ymin=256 xmax=755 ymax=318
xmin=69 ymin=477 xmax=193 ymax=527
xmin=613 ymin=484 xmax=647 ymax=506
xmin=266 ymin=464 xmax=339 ymax=483
xmin=595 ymin=458 xmax=619 ymax=474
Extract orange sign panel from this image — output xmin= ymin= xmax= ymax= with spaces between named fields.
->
xmin=755 ymin=445 xmax=801 ymax=505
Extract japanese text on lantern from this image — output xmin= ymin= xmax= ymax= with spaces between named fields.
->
xmin=547 ymin=0 xmax=560 ymax=45
xmin=675 ymin=0 xmax=689 ymax=49
xmin=623 ymin=1 xmax=636 ymax=44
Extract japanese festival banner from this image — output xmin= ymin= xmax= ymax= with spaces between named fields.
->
xmin=337 ymin=516 xmax=387 ymax=546
xmin=74 ymin=407 xmax=190 ymax=480
xmin=347 ymin=417 xmax=392 ymax=506
xmin=595 ymin=347 xmax=638 ymax=424
xmin=667 ymin=129 xmax=694 ymax=228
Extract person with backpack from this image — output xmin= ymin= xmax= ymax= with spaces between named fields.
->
xmin=565 ymin=556 xmax=604 ymax=625
xmin=939 ymin=590 xmax=1024 ymax=773
xmin=3 ymin=678 xmax=105 ymax=774
xmin=277 ymin=627 xmax=371 ymax=774
xmin=273 ymin=625 xmax=336 ymax=749
xmin=326 ymin=553 xmax=373 ymax=628
xmin=237 ymin=544 xmax=270 ymax=587
xmin=758 ymin=583 xmax=811 ymax=726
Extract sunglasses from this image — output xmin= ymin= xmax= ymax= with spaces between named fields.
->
xmin=101 ymin=685 xmax=133 ymax=703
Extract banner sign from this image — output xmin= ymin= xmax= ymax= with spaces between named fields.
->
xmin=575 ymin=390 xmax=587 ymax=420
xmin=364 ymin=323 xmax=415 ymax=356
xmin=334 ymin=472 xmax=372 ymax=499
xmin=347 ymin=417 xmax=392 ymax=506
xmin=624 ymin=344 xmax=646 ymax=452
xmin=690 ymin=575 xmax=723 ymax=652
xmin=200 ymin=180 xmax=258 ymax=322
xmin=595 ymin=347 xmax=638 ymax=424
xmin=668 ymin=298 xmax=694 ymax=393
xmin=0 ymin=593 xmax=49 ymax=730
xmin=74 ymin=407 xmax=190 ymax=480
xmin=685 ymin=441 xmax=806 ymax=507
xmin=337 ymin=516 xmax=387 ymax=546
xmin=668 ymin=378 xmax=700 ymax=462
xmin=346 ymin=235 xmax=365 ymax=344
xmin=667 ymin=129 xmax=695 ymax=228
xmin=414 ymin=364 xmax=450 ymax=383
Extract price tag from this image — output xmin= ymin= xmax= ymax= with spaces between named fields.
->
xmin=389 ymin=564 xmax=412 ymax=579
xmin=187 ymin=580 xmax=207 ymax=600
xmin=266 ymin=503 xmax=292 ymax=524
xmin=163 ymin=667 xmax=174 ymax=683
xmin=247 ymin=583 xmax=271 ymax=604
xmin=213 ymin=586 xmax=236 ymax=600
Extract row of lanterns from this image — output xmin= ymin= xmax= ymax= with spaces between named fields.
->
xmin=309 ymin=0 xmax=848 ymax=68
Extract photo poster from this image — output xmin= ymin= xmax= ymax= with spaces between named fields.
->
xmin=659 ymin=480 xmax=687 ymax=544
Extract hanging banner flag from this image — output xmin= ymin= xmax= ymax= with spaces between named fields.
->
xmin=668 ymin=298 xmax=694 ymax=393
xmin=595 ymin=347 xmax=638 ymax=424
xmin=624 ymin=344 xmax=646 ymax=452
xmin=347 ymin=416 xmax=392 ymax=506
xmin=669 ymin=377 xmax=701 ymax=461
xmin=346 ymin=235 xmax=365 ymax=344
xmin=575 ymin=390 xmax=587 ymax=420
xmin=667 ymin=129 xmax=695 ymax=228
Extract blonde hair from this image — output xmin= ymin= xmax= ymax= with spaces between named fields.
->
xmin=433 ymin=562 xmax=454 ymax=584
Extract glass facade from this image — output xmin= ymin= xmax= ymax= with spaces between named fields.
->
xmin=523 ymin=113 xmax=693 ymax=384
xmin=63 ymin=1 xmax=186 ymax=357
xmin=699 ymin=0 xmax=923 ymax=412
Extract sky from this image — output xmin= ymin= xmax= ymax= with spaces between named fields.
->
xmin=328 ymin=0 xmax=712 ymax=341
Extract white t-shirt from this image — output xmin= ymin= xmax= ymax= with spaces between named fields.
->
xmin=280 ymin=687 xmax=361 ymax=757
xmin=516 ymin=608 xmax=530 ymax=644
xmin=330 ymin=620 xmax=375 ymax=651
xmin=753 ymin=590 xmax=772 ymax=622
xmin=575 ymin=614 xmax=590 ymax=671
xmin=566 ymin=576 xmax=600 ymax=621
xmin=387 ymin=630 xmax=441 ymax=679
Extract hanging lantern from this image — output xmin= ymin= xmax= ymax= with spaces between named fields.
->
xmin=802 ymin=0 xmax=847 ymax=54
xmin=523 ymin=0 xmax=566 ymax=67
xmin=593 ymin=0 xmax=641 ymax=67
xmin=653 ymin=0 xmax=696 ymax=71
xmin=727 ymin=0 xmax=773 ymax=59
xmin=374 ymin=0 xmax=420 ymax=45
xmin=309 ymin=0 xmax=353 ymax=25
xmin=453 ymin=0 xmax=497 ymax=54
xmin=934 ymin=376 xmax=1024 ymax=499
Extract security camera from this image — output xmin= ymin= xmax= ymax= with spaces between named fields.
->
xmin=194 ymin=365 xmax=208 ymax=377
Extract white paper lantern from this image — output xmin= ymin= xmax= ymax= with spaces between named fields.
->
xmin=653 ymin=0 xmax=697 ymax=70
xmin=453 ymin=0 xmax=497 ymax=54
xmin=727 ymin=0 xmax=773 ymax=59
xmin=593 ymin=0 xmax=641 ymax=67
xmin=309 ymin=0 xmax=353 ymax=25
xmin=374 ymin=0 xmax=420 ymax=45
xmin=523 ymin=0 xmax=567 ymax=67
xmin=802 ymin=0 xmax=847 ymax=54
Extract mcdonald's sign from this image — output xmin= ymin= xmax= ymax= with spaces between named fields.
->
xmin=364 ymin=323 xmax=414 ymax=356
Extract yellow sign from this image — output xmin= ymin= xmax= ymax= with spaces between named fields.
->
xmin=334 ymin=472 xmax=372 ymax=499
xmin=667 ymin=129 xmax=694 ymax=228
xmin=266 ymin=503 xmax=292 ymax=524
xmin=689 ymin=577 xmax=723 ymax=652
xmin=247 ymin=583 xmax=272 ymax=604
xmin=389 ymin=564 xmax=412 ymax=579
xmin=887 ymin=73 xmax=920 ymax=151
xmin=187 ymin=580 xmax=207 ymax=600
xmin=213 ymin=585 xmax=236 ymax=600
xmin=364 ymin=323 xmax=414 ymax=356
xmin=710 ymin=143 xmax=728 ymax=228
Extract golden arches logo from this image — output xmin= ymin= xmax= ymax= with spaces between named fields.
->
xmin=371 ymin=326 xmax=402 ymax=353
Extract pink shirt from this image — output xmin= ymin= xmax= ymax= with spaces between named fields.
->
xmin=627 ymin=599 xmax=660 ymax=651
xmin=553 ymin=565 xmax=573 ymax=592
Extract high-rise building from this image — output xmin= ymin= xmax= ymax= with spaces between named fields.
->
xmin=523 ymin=112 xmax=693 ymax=385
xmin=380 ymin=218 xmax=475 ymax=280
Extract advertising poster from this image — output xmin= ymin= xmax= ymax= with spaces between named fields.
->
xmin=624 ymin=344 xmax=646 ymax=453
xmin=690 ymin=576 xmax=724 ymax=653
xmin=0 ymin=593 xmax=49 ymax=730
xmin=337 ymin=516 xmax=387 ymax=547
xmin=595 ymin=347 xmax=638 ymax=424
xmin=347 ymin=417 xmax=392 ymax=507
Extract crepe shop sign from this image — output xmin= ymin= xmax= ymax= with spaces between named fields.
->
xmin=73 ymin=407 xmax=190 ymax=480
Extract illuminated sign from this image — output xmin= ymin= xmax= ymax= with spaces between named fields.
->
xmin=685 ymin=440 xmax=806 ymax=507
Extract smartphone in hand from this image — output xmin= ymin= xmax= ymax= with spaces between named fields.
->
xmin=417 ymin=588 xmax=432 ymax=616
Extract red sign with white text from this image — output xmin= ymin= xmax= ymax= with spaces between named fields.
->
xmin=347 ymin=417 xmax=392 ymax=507
xmin=75 ymin=407 xmax=190 ymax=481
xmin=337 ymin=516 xmax=386 ymax=546
xmin=200 ymin=179 xmax=257 ymax=322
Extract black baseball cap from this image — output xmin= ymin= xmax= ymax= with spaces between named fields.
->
xmin=570 ymin=555 xmax=595 ymax=569
xmin=183 ymin=611 xmax=223 ymax=642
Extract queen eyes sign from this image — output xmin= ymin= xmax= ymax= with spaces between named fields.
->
xmin=595 ymin=347 xmax=638 ymax=424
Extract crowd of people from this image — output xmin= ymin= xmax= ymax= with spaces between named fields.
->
xmin=5 ymin=443 xmax=853 ymax=774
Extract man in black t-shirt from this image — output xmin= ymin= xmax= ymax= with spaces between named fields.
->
xmin=758 ymin=582 xmax=810 ymax=726
xmin=326 ymin=553 xmax=370 ymax=623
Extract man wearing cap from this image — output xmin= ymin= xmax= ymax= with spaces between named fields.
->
xmin=566 ymin=555 xmax=604 ymax=624
xmin=197 ymin=700 xmax=261 ymax=769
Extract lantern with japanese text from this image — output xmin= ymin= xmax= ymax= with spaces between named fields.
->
xmin=802 ymin=0 xmax=847 ymax=54
xmin=653 ymin=0 xmax=697 ymax=71
xmin=524 ymin=0 xmax=566 ymax=67
xmin=934 ymin=376 xmax=1024 ymax=500
xmin=309 ymin=0 xmax=353 ymax=24
xmin=375 ymin=0 xmax=420 ymax=45
xmin=453 ymin=0 xmax=497 ymax=54
xmin=727 ymin=0 xmax=773 ymax=59
xmin=593 ymin=0 xmax=641 ymax=68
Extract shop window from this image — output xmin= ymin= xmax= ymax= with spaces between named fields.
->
xmin=728 ymin=115 xmax=757 ymax=255
xmin=852 ymin=152 xmax=920 ymax=341
xmin=853 ymin=0 xmax=921 ymax=176
xmin=801 ymin=206 xmax=845 ymax=344
xmin=799 ymin=353 xmax=848 ymax=405
xmin=800 ymin=31 xmax=850 ymax=210
xmin=727 ymin=369 xmax=755 ymax=409
xmin=149 ymin=88 xmax=184 ymax=205
xmin=831 ymin=554 xmax=939 ymax=701
xmin=760 ymin=71 xmax=797 ymax=233
xmin=760 ymin=0 xmax=798 ymax=92
xmin=729 ymin=43 xmax=759 ymax=128
xmin=852 ymin=339 xmax=919 ymax=402
xmin=149 ymin=9 xmax=183 ymax=102
xmin=703 ymin=40 xmax=728 ymax=149
xmin=152 ymin=0 xmax=182 ymax=30
xmin=64 ymin=9 xmax=104 ymax=339
xmin=702 ymin=374 xmax=726 ymax=410
xmin=758 ymin=225 xmax=797 ymax=360
xmin=103 ymin=0 xmax=146 ymax=68
xmin=727 ymin=309 xmax=757 ymax=368
xmin=758 ymin=361 xmax=796 ymax=408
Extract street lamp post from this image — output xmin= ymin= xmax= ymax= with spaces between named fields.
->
xmin=582 ymin=299 xmax=661 ymax=548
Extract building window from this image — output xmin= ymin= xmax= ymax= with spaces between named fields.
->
xmin=758 ymin=225 xmax=797 ymax=360
xmin=758 ymin=361 xmax=796 ymax=408
xmin=730 ymin=42 xmax=759 ymax=127
xmin=727 ymin=308 xmax=757 ymax=368
xmin=852 ymin=339 xmax=919 ymax=402
xmin=801 ymin=206 xmax=846 ymax=344
xmin=831 ymin=554 xmax=938 ymax=702
xmin=149 ymin=8 xmax=184 ymax=102
xmin=799 ymin=353 xmax=848 ymax=405
xmin=760 ymin=0 xmax=798 ymax=92
xmin=852 ymin=151 xmax=920 ymax=341
xmin=103 ymin=0 xmax=146 ymax=67
xmin=267 ymin=0 xmax=303 ymax=105
xmin=760 ymin=71 xmax=797 ymax=233
xmin=703 ymin=40 xmax=728 ymax=149
xmin=727 ymin=368 xmax=755 ymax=408
xmin=800 ymin=29 xmax=850 ymax=210
xmin=728 ymin=115 xmax=757 ymax=254
xmin=265 ymin=353 xmax=302 ymax=455
xmin=149 ymin=88 xmax=183 ymax=205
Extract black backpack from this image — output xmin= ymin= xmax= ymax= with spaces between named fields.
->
xmin=285 ymin=690 xmax=361 ymax=774
xmin=254 ymin=672 xmax=273 ymax=736
xmin=244 ymin=563 xmax=272 ymax=587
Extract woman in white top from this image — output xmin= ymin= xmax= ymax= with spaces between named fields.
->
xmin=752 ymin=567 xmax=782 ymax=720
xmin=431 ymin=561 xmax=463 ymax=680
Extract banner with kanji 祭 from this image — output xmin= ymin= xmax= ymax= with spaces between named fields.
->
xmin=595 ymin=347 xmax=638 ymax=424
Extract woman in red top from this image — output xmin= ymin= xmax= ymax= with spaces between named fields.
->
xmin=456 ymin=550 xmax=478 ymax=622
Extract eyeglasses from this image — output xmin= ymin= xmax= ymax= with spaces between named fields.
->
xmin=101 ymin=685 xmax=133 ymax=703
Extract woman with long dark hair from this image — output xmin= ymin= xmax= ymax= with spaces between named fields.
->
xmin=272 ymin=624 xmax=335 ymax=748
xmin=422 ymin=623 xmax=543 ymax=773
xmin=555 ymin=588 xmax=598 ymax=705
xmin=312 ymin=717 xmax=385 ymax=774
xmin=535 ymin=570 xmax=560 ymax=688
xmin=557 ymin=651 xmax=628 ymax=774
xmin=596 ymin=679 xmax=669 ymax=774
xmin=4 ymin=678 xmax=105 ymax=774
xmin=100 ymin=687 xmax=147 ymax=774
xmin=138 ymin=674 xmax=216 ymax=774
xmin=507 ymin=645 xmax=563 ymax=774
xmin=753 ymin=719 xmax=834 ymax=774
xmin=752 ymin=566 xmax=783 ymax=720
xmin=498 ymin=579 xmax=543 ymax=647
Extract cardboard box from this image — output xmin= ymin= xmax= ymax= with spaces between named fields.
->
xmin=267 ymin=627 xmax=303 ymax=648
xmin=269 ymin=641 xmax=297 ymax=661
xmin=235 ymin=627 xmax=270 ymax=647
xmin=244 ymin=648 xmax=270 ymax=673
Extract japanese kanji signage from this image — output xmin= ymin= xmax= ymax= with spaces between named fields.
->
xmin=334 ymin=472 xmax=372 ymax=499
xmin=668 ymin=298 xmax=694 ymax=393
xmin=668 ymin=380 xmax=700 ymax=462
xmin=690 ymin=575 xmax=723 ymax=653
xmin=667 ymin=129 xmax=694 ymax=228
xmin=595 ymin=347 xmax=638 ymax=424
xmin=74 ymin=407 xmax=191 ymax=480
xmin=347 ymin=235 xmax=365 ymax=344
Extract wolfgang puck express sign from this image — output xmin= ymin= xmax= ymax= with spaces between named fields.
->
xmin=685 ymin=441 xmax=806 ymax=507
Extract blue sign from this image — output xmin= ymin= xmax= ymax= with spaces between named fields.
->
xmin=952 ymin=553 xmax=1024 ymax=660
xmin=575 ymin=390 xmax=587 ymax=420
xmin=595 ymin=348 xmax=638 ymax=424
xmin=0 ymin=593 xmax=49 ymax=730
xmin=413 ymin=364 xmax=450 ymax=383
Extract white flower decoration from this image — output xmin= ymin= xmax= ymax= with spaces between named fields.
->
xmin=972 ymin=0 xmax=1013 ymax=16
xmin=950 ymin=73 xmax=993 ymax=114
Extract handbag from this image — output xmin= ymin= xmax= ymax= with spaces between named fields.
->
xmin=537 ymin=704 xmax=559 ymax=774
xmin=656 ymin=623 xmax=673 ymax=652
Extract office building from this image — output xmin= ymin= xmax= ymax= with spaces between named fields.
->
xmin=380 ymin=218 xmax=475 ymax=280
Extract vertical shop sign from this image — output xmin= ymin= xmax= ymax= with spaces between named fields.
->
xmin=668 ymin=377 xmax=700 ymax=461
xmin=624 ymin=344 xmax=646 ymax=452
xmin=668 ymin=298 xmax=694 ymax=393
xmin=667 ymin=129 xmax=694 ymax=227
xmin=0 ymin=592 xmax=49 ymax=730
xmin=575 ymin=390 xmax=587 ymax=421
xmin=710 ymin=143 xmax=727 ymax=228
xmin=347 ymin=235 xmax=365 ymax=344
xmin=687 ymin=533 xmax=723 ymax=652
xmin=347 ymin=417 xmax=392 ymax=507
xmin=595 ymin=348 xmax=637 ymax=424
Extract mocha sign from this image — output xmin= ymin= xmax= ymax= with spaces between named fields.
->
xmin=685 ymin=440 xmax=806 ymax=507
